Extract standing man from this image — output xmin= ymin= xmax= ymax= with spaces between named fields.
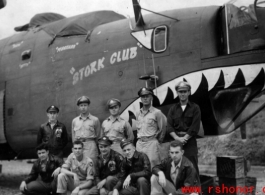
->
xmin=57 ymin=140 xmax=97 ymax=195
xmin=151 ymin=140 xmax=200 ymax=195
xmin=135 ymin=87 xmax=167 ymax=168
xmin=94 ymin=136 xmax=124 ymax=195
xmin=102 ymin=98 xmax=134 ymax=155
xmin=167 ymin=81 xmax=201 ymax=175
xmin=72 ymin=96 xmax=101 ymax=163
xmin=37 ymin=105 xmax=68 ymax=158
xmin=19 ymin=143 xmax=63 ymax=195
xmin=112 ymin=139 xmax=151 ymax=195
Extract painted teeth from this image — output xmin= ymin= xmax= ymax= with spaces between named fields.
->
xmin=222 ymin=67 xmax=239 ymax=88
xmin=120 ymin=64 xmax=265 ymax=123
xmin=203 ymin=69 xmax=222 ymax=91
xmin=240 ymin=65 xmax=262 ymax=86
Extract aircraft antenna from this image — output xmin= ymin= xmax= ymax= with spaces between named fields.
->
xmin=152 ymin=54 xmax=158 ymax=95
xmin=140 ymin=7 xmax=179 ymax=22
xmin=143 ymin=54 xmax=148 ymax=88
xmin=49 ymin=34 xmax=57 ymax=46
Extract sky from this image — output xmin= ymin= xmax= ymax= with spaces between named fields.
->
xmin=0 ymin=0 xmax=228 ymax=39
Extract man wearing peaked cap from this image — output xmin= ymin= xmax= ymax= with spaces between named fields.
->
xmin=37 ymin=105 xmax=68 ymax=159
xmin=93 ymin=136 xmax=124 ymax=195
xmin=101 ymin=98 xmax=134 ymax=156
xmin=76 ymin=95 xmax=90 ymax=105
xmin=135 ymin=87 xmax=167 ymax=168
xmin=72 ymin=95 xmax=101 ymax=163
xmin=167 ymin=80 xmax=201 ymax=176
xmin=112 ymin=138 xmax=151 ymax=195
xmin=46 ymin=105 xmax=59 ymax=113
xmin=137 ymin=87 xmax=154 ymax=96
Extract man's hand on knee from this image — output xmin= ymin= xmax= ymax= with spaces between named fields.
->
xmin=19 ymin=181 xmax=27 ymax=192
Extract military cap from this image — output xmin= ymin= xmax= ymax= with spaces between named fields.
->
xmin=120 ymin=139 xmax=133 ymax=149
xmin=137 ymin=87 xmax=154 ymax=97
xmin=107 ymin=98 xmax=121 ymax=108
xmin=46 ymin=105 xmax=59 ymax=113
xmin=98 ymin=136 xmax=112 ymax=146
xmin=175 ymin=81 xmax=191 ymax=91
xmin=77 ymin=96 xmax=90 ymax=105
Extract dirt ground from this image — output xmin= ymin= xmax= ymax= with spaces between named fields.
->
xmin=0 ymin=160 xmax=265 ymax=195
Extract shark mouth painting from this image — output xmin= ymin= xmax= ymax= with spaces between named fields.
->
xmin=120 ymin=63 xmax=265 ymax=137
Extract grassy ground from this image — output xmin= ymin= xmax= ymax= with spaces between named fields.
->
xmin=198 ymin=109 xmax=265 ymax=166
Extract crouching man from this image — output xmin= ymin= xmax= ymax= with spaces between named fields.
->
xmin=112 ymin=139 xmax=151 ymax=195
xmin=19 ymin=143 xmax=63 ymax=195
xmin=57 ymin=140 xmax=97 ymax=195
xmin=94 ymin=136 xmax=124 ymax=195
xmin=151 ymin=140 xmax=200 ymax=195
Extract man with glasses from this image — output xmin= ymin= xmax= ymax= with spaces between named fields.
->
xmin=167 ymin=81 xmax=201 ymax=175
xmin=56 ymin=140 xmax=97 ymax=195
xmin=135 ymin=87 xmax=167 ymax=168
xmin=37 ymin=105 xmax=68 ymax=158
xmin=102 ymin=98 xmax=134 ymax=155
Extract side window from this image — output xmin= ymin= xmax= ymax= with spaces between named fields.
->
xmin=153 ymin=26 xmax=167 ymax=52
xmin=131 ymin=25 xmax=168 ymax=53
xmin=21 ymin=49 xmax=31 ymax=61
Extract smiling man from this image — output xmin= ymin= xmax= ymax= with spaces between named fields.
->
xmin=102 ymin=98 xmax=134 ymax=155
xmin=37 ymin=105 xmax=68 ymax=158
xmin=94 ymin=136 xmax=124 ymax=195
xmin=135 ymin=87 xmax=167 ymax=168
xmin=19 ymin=143 xmax=63 ymax=195
xmin=151 ymin=140 xmax=200 ymax=195
xmin=56 ymin=140 xmax=97 ymax=195
xmin=167 ymin=81 xmax=201 ymax=175
xmin=112 ymin=139 xmax=151 ymax=195
xmin=72 ymin=96 xmax=101 ymax=163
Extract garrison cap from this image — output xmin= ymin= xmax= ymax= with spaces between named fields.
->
xmin=175 ymin=81 xmax=191 ymax=91
xmin=138 ymin=87 xmax=154 ymax=97
xmin=77 ymin=96 xmax=90 ymax=106
xmin=98 ymin=136 xmax=112 ymax=146
xmin=107 ymin=98 xmax=121 ymax=108
xmin=120 ymin=139 xmax=133 ymax=149
xmin=46 ymin=105 xmax=59 ymax=113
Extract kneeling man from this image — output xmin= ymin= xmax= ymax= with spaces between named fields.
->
xmin=57 ymin=140 xmax=96 ymax=195
xmin=113 ymin=139 xmax=151 ymax=195
xmin=151 ymin=140 xmax=200 ymax=195
xmin=95 ymin=136 xmax=124 ymax=195
xmin=19 ymin=143 xmax=63 ymax=195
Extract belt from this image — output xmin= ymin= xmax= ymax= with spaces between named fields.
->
xmin=139 ymin=135 xmax=156 ymax=142
xmin=76 ymin=137 xmax=95 ymax=142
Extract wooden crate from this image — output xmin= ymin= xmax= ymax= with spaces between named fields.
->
xmin=245 ymin=177 xmax=257 ymax=195
xmin=217 ymin=177 xmax=256 ymax=195
xmin=200 ymin=175 xmax=217 ymax=195
xmin=218 ymin=177 xmax=246 ymax=195
xmin=217 ymin=156 xmax=246 ymax=178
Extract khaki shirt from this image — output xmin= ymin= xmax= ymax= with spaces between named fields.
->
xmin=63 ymin=153 xmax=94 ymax=181
xmin=136 ymin=106 xmax=167 ymax=142
xmin=72 ymin=113 xmax=101 ymax=141
xmin=102 ymin=116 xmax=134 ymax=142
xmin=170 ymin=158 xmax=182 ymax=185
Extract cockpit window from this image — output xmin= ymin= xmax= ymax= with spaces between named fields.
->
xmin=131 ymin=25 xmax=168 ymax=53
xmin=153 ymin=26 xmax=167 ymax=52
xmin=226 ymin=0 xmax=257 ymax=29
